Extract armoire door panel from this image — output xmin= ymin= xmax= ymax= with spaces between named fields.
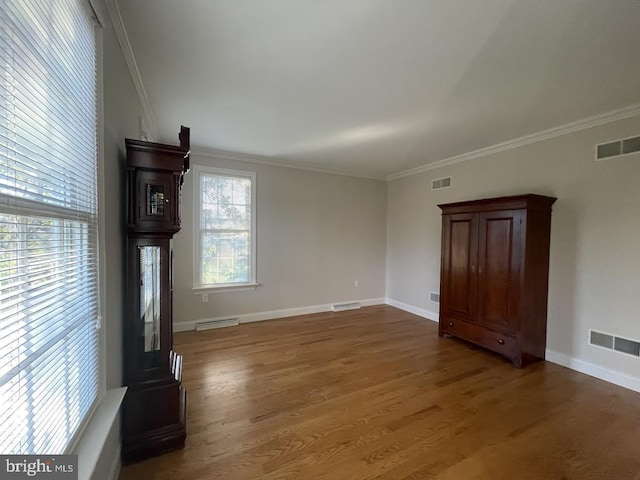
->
xmin=477 ymin=211 xmax=522 ymax=333
xmin=441 ymin=213 xmax=477 ymax=321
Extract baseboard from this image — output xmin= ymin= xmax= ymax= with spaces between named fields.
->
xmin=545 ymin=349 xmax=640 ymax=394
xmin=173 ymin=297 xmax=386 ymax=332
xmin=385 ymin=298 xmax=439 ymax=322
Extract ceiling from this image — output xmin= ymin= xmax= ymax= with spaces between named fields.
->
xmin=116 ymin=0 xmax=640 ymax=179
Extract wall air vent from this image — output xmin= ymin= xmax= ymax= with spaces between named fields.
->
xmin=332 ymin=302 xmax=361 ymax=312
xmin=589 ymin=330 xmax=640 ymax=358
xmin=432 ymin=177 xmax=451 ymax=190
xmin=595 ymin=135 xmax=640 ymax=160
xmin=195 ymin=317 xmax=239 ymax=331
xmin=429 ymin=292 xmax=440 ymax=304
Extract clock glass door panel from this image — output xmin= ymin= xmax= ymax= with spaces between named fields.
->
xmin=146 ymin=185 xmax=166 ymax=216
xmin=139 ymin=245 xmax=161 ymax=370
xmin=136 ymin=171 xmax=175 ymax=230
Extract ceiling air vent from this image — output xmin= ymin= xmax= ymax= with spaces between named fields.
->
xmin=432 ymin=177 xmax=451 ymax=190
xmin=589 ymin=330 xmax=640 ymax=358
xmin=595 ymin=135 xmax=640 ymax=160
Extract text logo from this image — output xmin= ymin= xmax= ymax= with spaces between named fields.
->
xmin=0 ymin=456 xmax=77 ymax=480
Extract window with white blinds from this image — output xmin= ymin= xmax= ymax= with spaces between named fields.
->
xmin=194 ymin=166 xmax=256 ymax=288
xmin=0 ymin=0 xmax=100 ymax=455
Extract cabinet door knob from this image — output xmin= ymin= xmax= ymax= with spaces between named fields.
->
xmin=470 ymin=265 xmax=476 ymax=273
xmin=448 ymin=322 xmax=454 ymax=327
xmin=478 ymin=266 xmax=482 ymax=274
xmin=498 ymin=339 xmax=505 ymax=345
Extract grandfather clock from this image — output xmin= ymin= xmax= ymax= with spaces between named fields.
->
xmin=122 ymin=126 xmax=190 ymax=463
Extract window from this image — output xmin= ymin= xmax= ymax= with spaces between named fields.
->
xmin=0 ymin=0 xmax=100 ymax=454
xmin=194 ymin=166 xmax=256 ymax=289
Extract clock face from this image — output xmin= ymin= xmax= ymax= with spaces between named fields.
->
xmin=146 ymin=184 xmax=166 ymax=216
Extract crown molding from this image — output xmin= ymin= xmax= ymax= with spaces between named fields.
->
xmin=387 ymin=102 xmax=640 ymax=181
xmin=190 ymin=147 xmax=386 ymax=181
xmin=104 ymin=0 xmax=159 ymax=141
xmin=88 ymin=0 xmax=107 ymax=28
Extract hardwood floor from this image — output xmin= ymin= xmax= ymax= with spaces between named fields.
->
xmin=119 ymin=305 xmax=640 ymax=480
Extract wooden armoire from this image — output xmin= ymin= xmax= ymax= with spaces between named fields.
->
xmin=438 ymin=194 xmax=556 ymax=367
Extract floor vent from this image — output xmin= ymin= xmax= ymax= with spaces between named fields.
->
xmin=332 ymin=302 xmax=361 ymax=312
xmin=429 ymin=292 xmax=440 ymax=303
xmin=590 ymin=330 xmax=640 ymax=357
xmin=596 ymin=135 xmax=640 ymax=160
xmin=195 ymin=317 xmax=239 ymax=331
xmin=432 ymin=177 xmax=451 ymax=190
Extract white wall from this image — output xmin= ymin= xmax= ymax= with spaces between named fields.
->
xmin=387 ymin=114 xmax=640 ymax=384
xmin=172 ymin=154 xmax=387 ymax=328
xmin=102 ymin=9 xmax=144 ymax=392
xmin=93 ymin=2 xmax=146 ymax=479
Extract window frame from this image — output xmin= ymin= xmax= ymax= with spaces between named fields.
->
xmin=192 ymin=165 xmax=257 ymax=292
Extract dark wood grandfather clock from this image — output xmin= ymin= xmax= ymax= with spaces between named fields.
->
xmin=122 ymin=126 xmax=190 ymax=463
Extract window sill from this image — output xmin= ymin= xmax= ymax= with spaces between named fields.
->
xmin=75 ymin=386 xmax=127 ymax=480
xmin=192 ymin=283 xmax=260 ymax=294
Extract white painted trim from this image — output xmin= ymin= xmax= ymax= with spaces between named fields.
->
xmin=387 ymin=102 xmax=640 ymax=181
xmin=385 ymin=298 xmax=439 ymax=322
xmin=545 ymin=349 xmax=640 ymax=394
xmin=94 ymin=7 xmax=108 ymax=403
xmin=193 ymin=283 xmax=260 ymax=294
xmin=173 ymin=298 xmax=386 ymax=332
xmin=75 ymin=387 xmax=127 ymax=480
xmin=87 ymin=0 xmax=106 ymax=27
xmin=104 ymin=0 xmax=159 ymax=141
xmin=191 ymin=147 xmax=385 ymax=181
xmin=106 ymin=447 xmax=121 ymax=480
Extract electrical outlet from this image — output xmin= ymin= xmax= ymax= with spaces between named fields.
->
xmin=202 ymin=293 xmax=208 ymax=303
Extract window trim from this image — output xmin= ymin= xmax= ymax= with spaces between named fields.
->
xmin=66 ymin=1 xmax=107 ymax=456
xmin=192 ymin=165 xmax=257 ymax=291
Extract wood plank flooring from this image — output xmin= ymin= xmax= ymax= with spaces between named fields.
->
xmin=119 ymin=305 xmax=640 ymax=480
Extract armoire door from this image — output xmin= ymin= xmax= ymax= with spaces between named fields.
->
xmin=440 ymin=213 xmax=478 ymax=323
xmin=476 ymin=210 xmax=523 ymax=334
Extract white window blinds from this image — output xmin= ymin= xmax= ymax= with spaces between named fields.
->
xmin=0 ymin=0 xmax=100 ymax=454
